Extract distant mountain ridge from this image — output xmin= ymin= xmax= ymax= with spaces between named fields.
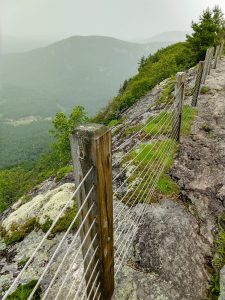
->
xmin=132 ymin=31 xmax=190 ymax=44
xmin=1 ymin=36 xmax=172 ymax=118
xmin=0 ymin=35 xmax=173 ymax=168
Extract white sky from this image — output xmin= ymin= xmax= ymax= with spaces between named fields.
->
xmin=1 ymin=0 xmax=225 ymax=40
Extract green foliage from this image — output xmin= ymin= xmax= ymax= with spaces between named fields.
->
xmin=122 ymin=140 xmax=179 ymax=205
xmin=207 ymin=215 xmax=225 ymax=298
xmin=56 ymin=166 xmax=73 ymax=181
xmin=0 ymin=121 xmax=52 ymax=170
xmin=155 ymin=78 xmax=175 ymax=106
xmin=94 ymin=42 xmax=194 ymax=124
xmin=5 ymin=280 xmax=41 ymax=300
xmin=108 ymin=119 xmax=120 ymax=127
xmin=201 ymin=123 xmax=212 ymax=133
xmin=121 ymin=124 xmax=143 ymax=138
xmin=209 ymin=275 xmax=220 ymax=299
xmin=0 ymin=167 xmax=35 ymax=213
xmin=18 ymin=257 xmax=30 ymax=270
xmin=0 ymin=218 xmax=37 ymax=246
xmin=208 ymin=225 xmax=225 ymax=299
xmin=39 ymin=204 xmax=78 ymax=234
xmin=156 ymin=174 xmax=180 ymax=196
xmin=0 ymin=204 xmax=78 ymax=245
xmin=200 ymin=86 xmax=210 ymax=94
xmin=144 ymin=111 xmax=173 ymax=135
xmin=131 ymin=140 xmax=177 ymax=169
xmin=0 ymin=106 xmax=87 ymax=214
xmin=213 ymin=229 xmax=225 ymax=270
xmin=181 ymin=105 xmax=198 ymax=136
xmin=51 ymin=106 xmax=88 ymax=165
xmin=187 ymin=6 xmax=225 ymax=62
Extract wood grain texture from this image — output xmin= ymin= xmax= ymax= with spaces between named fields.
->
xmin=173 ymin=72 xmax=186 ymax=142
xmin=219 ymin=41 xmax=224 ymax=58
xmin=192 ymin=61 xmax=204 ymax=107
xmin=213 ymin=45 xmax=221 ymax=69
xmin=202 ymin=48 xmax=211 ymax=84
xmin=70 ymin=123 xmax=114 ymax=300
xmin=207 ymin=47 xmax=214 ymax=75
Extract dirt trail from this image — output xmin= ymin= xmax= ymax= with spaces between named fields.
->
xmin=172 ymin=58 xmax=225 ymax=245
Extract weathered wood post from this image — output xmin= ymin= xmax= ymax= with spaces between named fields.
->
xmin=219 ymin=40 xmax=224 ymax=58
xmin=192 ymin=61 xmax=204 ymax=107
xmin=70 ymin=124 xmax=114 ymax=300
xmin=213 ymin=45 xmax=221 ymax=69
xmin=173 ymin=72 xmax=186 ymax=142
xmin=202 ymin=48 xmax=211 ymax=84
xmin=208 ymin=47 xmax=214 ymax=75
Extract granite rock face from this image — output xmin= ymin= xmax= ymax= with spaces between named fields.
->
xmin=2 ymin=183 xmax=75 ymax=231
xmin=114 ymin=200 xmax=210 ymax=300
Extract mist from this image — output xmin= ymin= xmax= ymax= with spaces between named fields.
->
xmin=2 ymin=0 xmax=225 ymax=42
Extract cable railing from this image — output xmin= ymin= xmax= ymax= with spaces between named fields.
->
xmin=2 ymin=167 xmax=100 ymax=300
xmin=114 ymin=120 xmax=180 ymax=276
xmin=112 ymin=89 xmax=181 ymax=166
xmin=2 ymin=42 xmax=223 ymax=300
xmin=112 ymin=97 xmax=178 ymax=181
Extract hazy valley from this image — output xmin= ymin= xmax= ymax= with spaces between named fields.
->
xmin=0 ymin=34 xmax=175 ymax=168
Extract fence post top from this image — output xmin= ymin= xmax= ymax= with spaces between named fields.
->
xmin=176 ymin=72 xmax=186 ymax=83
xmin=72 ymin=123 xmax=109 ymax=139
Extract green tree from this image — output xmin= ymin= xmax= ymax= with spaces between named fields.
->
xmin=51 ymin=106 xmax=88 ymax=164
xmin=138 ymin=56 xmax=147 ymax=71
xmin=0 ymin=167 xmax=33 ymax=212
xmin=187 ymin=6 xmax=225 ymax=61
xmin=213 ymin=6 xmax=225 ymax=42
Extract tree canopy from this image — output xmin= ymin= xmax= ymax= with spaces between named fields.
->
xmin=187 ymin=6 xmax=225 ymax=61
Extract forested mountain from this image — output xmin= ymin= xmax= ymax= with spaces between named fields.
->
xmin=1 ymin=36 xmax=171 ymax=117
xmin=0 ymin=36 xmax=171 ymax=168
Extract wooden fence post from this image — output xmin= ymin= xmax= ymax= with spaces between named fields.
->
xmin=202 ymin=48 xmax=211 ymax=84
xmin=219 ymin=40 xmax=224 ymax=58
xmin=213 ymin=45 xmax=221 ymax=69
xmin=192 ymin=61 xmax=204 ymax=107
xmin=70 ymin=124 xmax=114 ymax=300
xmin=208 ymin=47 xmax=214 ymax=75
xmin=173 ymin=72 xmax=186 ymax=142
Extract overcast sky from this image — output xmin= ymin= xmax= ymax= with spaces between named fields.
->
xmin=1 ymin=0 xmax=225 ymax=41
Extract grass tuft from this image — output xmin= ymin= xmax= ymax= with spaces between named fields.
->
xmin=0 ymin=218 xmax=37 ymax=246
xmin=143 ymin=111 xmax=173 ymax=136
xmin=6 ymin=280 xmax=41 ymax=300
xmin=181 ymin=105 xmax=198 ymax=136
xmin=39 ymin=204 xmax=78 ymax=234
xmin=121 ymin=140 xmax=179 ymax=206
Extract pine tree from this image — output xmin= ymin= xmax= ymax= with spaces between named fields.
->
xmin=187 ymin=6 xmax=225 ymax=61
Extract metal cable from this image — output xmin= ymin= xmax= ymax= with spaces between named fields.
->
xmin=73 ymin=258 xmax=100 ymax=300
xmin=55 ymin=219 xmax=97 ymax=300
xmin=33 ymin=186 xmax=95 ymax=300
xmin=114 ymin=126 xmax=179 ymax=275
xmin=91 ymin=282 xmax=101 ymax=300
xmin=112 ymin=84 xmax=182 ymax=158
xmin=114 ymin=122 xmax=178 ymax=248
xmin=112 ymin=107 xmax=175 ymax=198
xmin=42 ymin=222 xmax=97 ymax=299
xmin=3 ymin=166 xmax=94 ymax=300
xmin=112 ymin=96 xmax=176 ymax=166
xmin=85 ymin=272 xmax=100 ymax=300
xmin=113 ymin=126 xmax=177 ymax=234
xmin=113 ymin=110 xmax=177 ymax=223
xmin=66 ymin=246 xmax=99 ymax=300
xmin=112 ymin=102 xmax=175 ymax=182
